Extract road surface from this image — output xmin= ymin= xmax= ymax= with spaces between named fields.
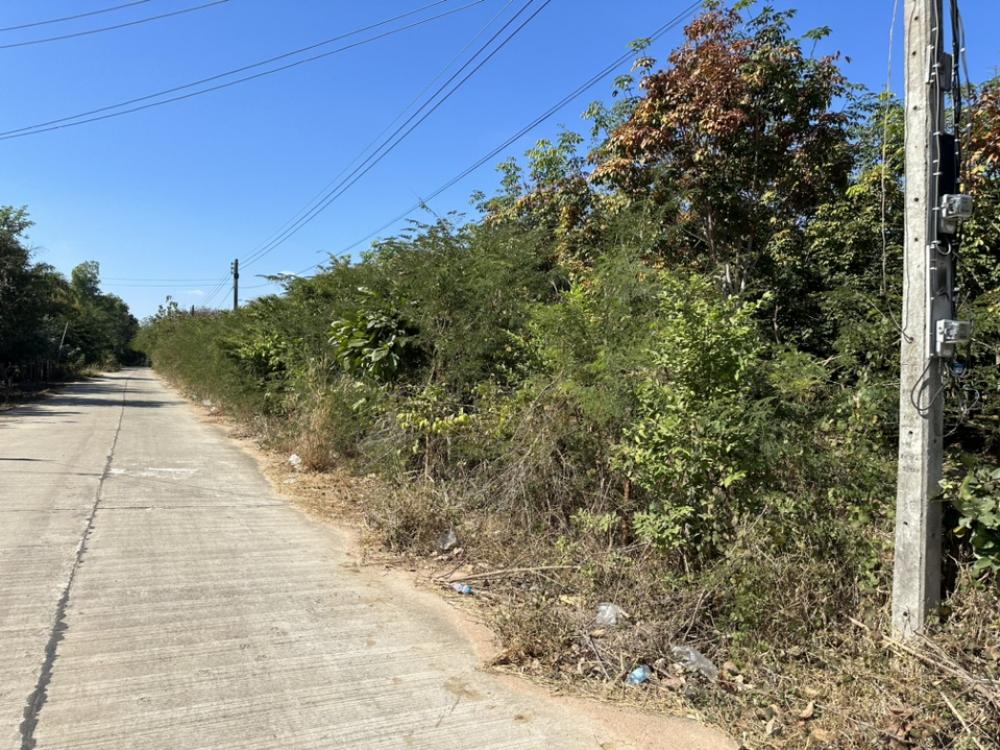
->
xmin=0 ymin=369 xmax=729 ymax=750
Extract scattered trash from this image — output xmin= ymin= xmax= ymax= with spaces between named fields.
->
xmin=450 ymin=582 xmax=473 ymax=595
xmin=201 ymin=399 xmax=212 ymax=407
xmin=671 ymin=645 xmax=719 ymax=680
xmin=559 ymin=594 xmax=584 ymax=607
xmin=626 ymin=665 xmax=652 ymax=685
xmin=438 ymin=528 xmax=458 ymax=552
xmin=288 ymin=453 xmax=303 ymax=469
xmin=594 ymin=602 xmax=626 ymax=628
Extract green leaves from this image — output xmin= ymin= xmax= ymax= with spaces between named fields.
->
xmin=329 ymin=308 xmax=416 ymax=382
xmin=610 ymin=272 xmax=773 ymax=555
xmin=227 ymin=331 xmax=289 ymax=382
xmin=946 ymin=466 xmax=1000 ymax=574
xmin=802 ymin=25 xmax=832 ymax=42
xmin=1 ymin=213 xmax=137 ymax=374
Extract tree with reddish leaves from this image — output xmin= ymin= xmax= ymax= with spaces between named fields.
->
xmin=961 ymin=77 xmax=1000 ymax=298
xmin=592 ymin=2 xmax=853 ymax=296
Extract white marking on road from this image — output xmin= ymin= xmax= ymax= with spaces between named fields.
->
xmin=109 ymin=467 xmax=199 ymax=478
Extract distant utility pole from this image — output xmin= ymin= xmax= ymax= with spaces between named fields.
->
xmin=231 ymin=258 xmax=239 ymax=312
xmin=56 ymin=321 xmax=69 ymax=361
xmin=892 ymin=0 xmax=971 ymax=638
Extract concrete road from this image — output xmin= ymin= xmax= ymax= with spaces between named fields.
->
xmin=0 ymin=369 xmax=729 ymax=750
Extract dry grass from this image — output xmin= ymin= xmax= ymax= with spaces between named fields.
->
xmin=322 ymin=472 xmax=1000 ymax=749
xmin=197 ymin=396 xmax=1000 ymax=750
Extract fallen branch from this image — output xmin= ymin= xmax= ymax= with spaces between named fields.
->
xmin=939 ymin=690 xmax=988 ymax=750
xmin=584 ymin=633 xmax=612 ymax=681
xmin=438 ymin=564 xmax=578 ymax=583
xmin=848 ymin=618 xmax=1000 ymax=714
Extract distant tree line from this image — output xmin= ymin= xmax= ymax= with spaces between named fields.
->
xmin=0 ymin=206 xmax=138 ymax=391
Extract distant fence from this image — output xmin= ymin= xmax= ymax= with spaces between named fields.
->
xmin=0 ymin=360 xmax=71 ymax=395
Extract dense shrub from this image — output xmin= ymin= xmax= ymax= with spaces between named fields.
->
xmin=137 ymin=4 xmax=1000 ymax=746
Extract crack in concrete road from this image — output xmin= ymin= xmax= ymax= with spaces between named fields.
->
xmin=18 ymin=377 xmax=130 ymax=750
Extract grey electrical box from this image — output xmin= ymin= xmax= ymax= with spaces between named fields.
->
xmin=935 ymin=319 xmax=971 ymax=358
xmin=940 ymin=194 xmax=974 ymax=234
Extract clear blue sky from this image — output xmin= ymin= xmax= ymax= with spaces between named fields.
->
xmin=4 ymin=0 xmax=999 ymax=319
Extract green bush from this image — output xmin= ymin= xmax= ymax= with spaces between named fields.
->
xmin=946 ymin=464 xmax=1000 ymax=574
xmin=131 ymin=11 xmax=1000 ymax=747
xmin=612 ymin=274 xmax=774 ymax=555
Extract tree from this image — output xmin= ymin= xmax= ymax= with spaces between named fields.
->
xmin=65 ymin=261 xmax=138 ymax=365
xmin=0 ymin=207 xmax=67 ymax=369
xmin=1 ymin=207 xmax=138 ymax=382
xmin=592 ymin=4 xmax=853 ymax=296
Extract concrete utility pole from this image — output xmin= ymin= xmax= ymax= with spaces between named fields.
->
xmin=892 ymin=0 xmax=971 ymax=638
xmin=231 ymin=258 xmax=239 ymax=312
xmin=892 ymin=0 xmax=944 ymax=641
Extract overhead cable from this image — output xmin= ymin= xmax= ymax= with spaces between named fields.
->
xmin=0 ymin=0 xmax=230 ymax=50
xmin=0 ymin=1 xmax=156 ymax=32
xmin=241 ymin=0 xmax=550 ymax=270
xmin=288 ymin=0 xmax=701 ymax=279
xmin=240 ymin=0 xmax=516 ymax=266
xmin=0 ymin=0 xmax=481 ymax=139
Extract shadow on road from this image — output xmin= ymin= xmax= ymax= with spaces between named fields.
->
xmin=0 ymin=374 xmax=178 ymax=418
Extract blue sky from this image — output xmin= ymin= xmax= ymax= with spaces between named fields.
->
xmin=4 ymin=0 xmax=999 ymax=319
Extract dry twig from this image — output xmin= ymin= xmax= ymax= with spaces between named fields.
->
xmin=437 ymin=564 xmax=578 ymax=583
xmin=848 ymin=617 xmax=1000 ymax=715
xmin=938 ymin=689 xmax=988 ymax=750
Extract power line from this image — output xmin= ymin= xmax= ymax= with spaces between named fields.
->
xmin=0 ymin=0 xmax=230 ymax=50
xmin=240 ymin=0 xmax=517 ymax=266
xmin=104 ymin=274 xmax=286 ymax=290
xmin=0 ymin=0 xmax=483 ymax=140
xmin=286 ymin=0 xmax=701 ymax=280
xmin=189 ymin=0 xmax=699 ymax=303
xmin=200 ymin=273 xmax=230 ymax=301
xmin=0 ymin=0 xmax=156 ymax=32
xmin=217 ymin=283 xmax=234 ymax=308
xmin=244 ymin=0 xmax=549 ymax=266
xmin=104 ymin=276 xmax=221 ymax=282
xmin=202 ymin=277 xmax=231 ymax=307
xmin=241 ymin=0 xmax=551 ymax=271
xmin=103 ymin=281 xmax=221 ymax=287
xmin=0 ymin=0 xmax=456 ymax=138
